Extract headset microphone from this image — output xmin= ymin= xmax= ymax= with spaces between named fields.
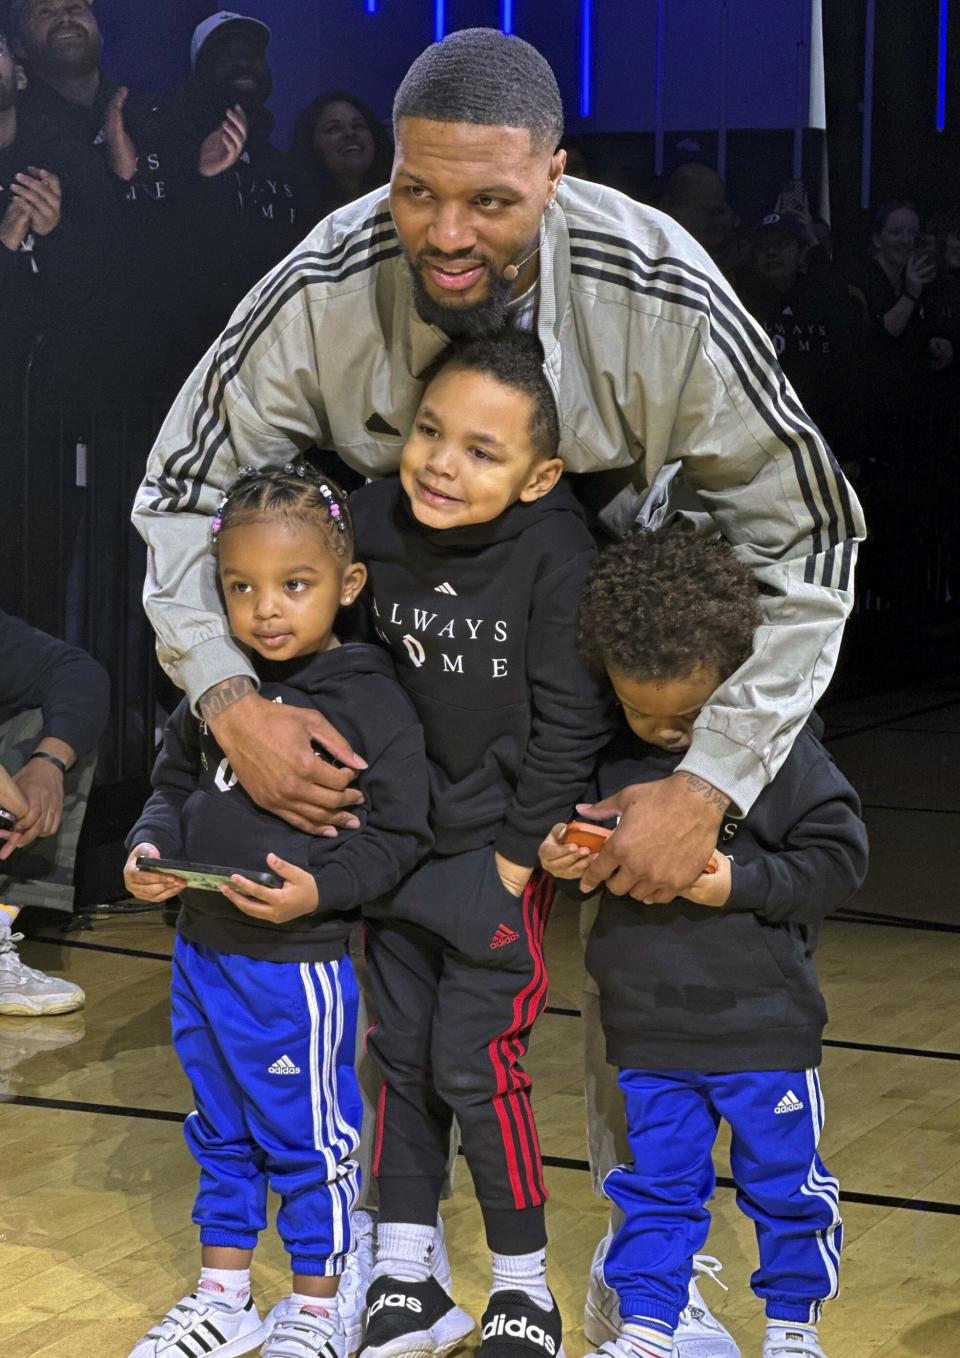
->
xmin=502 ymin=246 xmax=541 ymax=281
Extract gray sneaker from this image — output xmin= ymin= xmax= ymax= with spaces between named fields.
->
xmin=0 ymin=922 xmax=85 ymax=1015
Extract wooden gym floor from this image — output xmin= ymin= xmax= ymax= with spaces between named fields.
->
xmin=1 ymin=671 xmax=959 ymax=1358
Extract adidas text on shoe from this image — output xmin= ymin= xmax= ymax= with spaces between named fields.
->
xmin=261 ymin=1302 xmax=347 ymax=1358
xmin=774 ymin=1090 xmax=805 ymax=1115
xmin=479 ymin=1291 xmax=564 ymax=1358
xmin=0 ymin=927 xmax=84 ymax=1015
xmin=490 ymin=924 xmax=520 ymax=950
xmin=126 ymin=1289 xmax=264 ymax=1358
xmin=268 ymin=1054 xmax=302 ymax=1075
xmin=360 ymin=1275 xmax=474 ymax=1358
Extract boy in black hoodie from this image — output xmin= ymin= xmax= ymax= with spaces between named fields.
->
xmin=539 ymin=526 xmax=868 ymax=1358
xmin=123 ymin=466 xmax=432 ymax=1358
xmin=349 ymin=332 xmax=611 ymax=1358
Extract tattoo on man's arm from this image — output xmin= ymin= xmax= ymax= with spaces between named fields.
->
xmin=198 ymin=675 xmax=255 ymax=722
xmin=677 ymin=771 xmax=730 ymax=812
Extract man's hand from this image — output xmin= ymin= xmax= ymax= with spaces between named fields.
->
xmin=200 ymin=679 xmax=366 ymax=834
xmin=222 ymin=853 xmax=319 ymax=924
xmin=11 ymin=168 xmax=62 ymax=236
xmin=0 ymin=196 xmax=32 ymax=251
xmin=198 ymin=105 xmax=248 ymax=178
xmin=537 ymin=824 xmax=597 ymax=880
xmin=578 ymin=771 xmax=729 ymax=902
xmin=123 ymin=843 xmax=186 ymax=901
xmin=494 ymin=851 xmax=533 ymax=897
xmin=103 ymin=86 xmax=139 ymax=181
xmin=0 ymin=755 xmax=67 ymax=859
xmin=677 ymin=849 xmax=732 ymax=908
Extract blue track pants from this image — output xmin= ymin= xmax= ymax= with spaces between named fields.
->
xmin=603 ymin=1067 xmax=841 ymax=1330
xmin=171 ymin=937 xmax=362 ymax=1275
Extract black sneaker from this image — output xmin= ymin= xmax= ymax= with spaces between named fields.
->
xmin=360 ymin=1275 xmax=474 ymax=1358
xmin=479 ymin=1291 xmax=564 ymax=1358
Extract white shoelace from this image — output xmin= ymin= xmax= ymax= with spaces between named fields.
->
xmin=690 ymin=1255 xmax=729 ymax=1292
xmin=0 ymin=932 xmax=56 ymax=982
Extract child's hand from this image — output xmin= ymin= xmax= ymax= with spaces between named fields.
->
xmin=494 ymin=851 xmax=533 ymax=897
xmin=676 ymin=850 xmax=732 ymax=908
xmin=538 ymin=824 xmax=598 ymax=880
xmin=123 ymin=842 xmax=186 ymax=901
xmin=221 ymin=853 xmax=320 ymax=923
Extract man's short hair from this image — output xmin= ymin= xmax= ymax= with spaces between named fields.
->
xmin=393 ymin=27 xmax=563 ymax=151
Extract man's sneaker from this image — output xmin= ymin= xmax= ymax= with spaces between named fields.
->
xmin=360 ymin=1275 xmax=474 ymax=1358
xmin=583 ymin=1236 xmax=740 ymax=1358
xmin=478 ymin=1289 xmax=565 ymax=1358
xmin=338 ymin=1211 xmax=376 ymax=1355
xmin=583 ymin=1230 xmax=619 ymax=1348
xmin=762 ymin=1327 xmax=828 ymax=1358
xmin=126 ymin=1287 xmax=265 ymax=1357
xmin=0 ymin=923 xmax=85 ymax=1015
xmin=261 ymin=1301 xmax=347 ymax=1357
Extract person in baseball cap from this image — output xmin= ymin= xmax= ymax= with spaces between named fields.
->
xmin=190 ymin=10 xmax=270 ymax=70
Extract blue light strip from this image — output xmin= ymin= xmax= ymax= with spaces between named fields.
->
xmin=365 ymin=0 xmax=376 ymax=13
xmin=580 ymin=0 xmax=592 ymax=116
xmin=502 ymin=0 xmax=513 ymax=34
xmin=435 ymin=0 xmax=445 ymax=42
xmin=938 ymin=0 xmax=948 ymax=131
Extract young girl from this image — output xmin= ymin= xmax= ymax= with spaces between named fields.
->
xmin=123 ymin=465 xmax=432 ymax=1358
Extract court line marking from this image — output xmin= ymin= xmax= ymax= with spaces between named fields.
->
xmin=5 ymin=1096 xmax=959 ymax=1217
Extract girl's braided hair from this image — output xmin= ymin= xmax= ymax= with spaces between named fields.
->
xmin=212 ymin=460 xmax=354 ymax=561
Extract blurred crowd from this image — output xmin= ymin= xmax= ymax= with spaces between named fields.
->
xmin=2 ymin=1 xmax=957 ymax=616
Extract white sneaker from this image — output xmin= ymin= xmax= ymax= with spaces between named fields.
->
xmin=674 ymin=1257 xmax=740 ymax=1358
xmin=762 ymin=1326 xmax=828 ymax=1358
xmin=261 ymin=1300 xmax=347 ymax=1357
xmin=360 ymin=1275 xmax=475 ymax=1358
xmin=583 ymin=1235 xmax=741 ymax=1358
xmin=0 ymin=922 xmax=85 ymax=1015
xmin=338 ymin=1211 xmax=376 ymax=1355
xmin=127 ymin=1287 xmax=265 ymax=1357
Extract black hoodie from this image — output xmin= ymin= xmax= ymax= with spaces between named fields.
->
xmin=350 ymin=476 xmax=613 ymax=868
xmin=126 ymin=643 xmax=432 ymax=962
xmin=579 ymin=715 xmax=868 ymax=1072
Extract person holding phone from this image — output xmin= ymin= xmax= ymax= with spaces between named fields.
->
xmin=122 ymin=464 xmax=432 ymax=1358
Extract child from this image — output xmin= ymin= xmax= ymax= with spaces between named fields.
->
xmin=348 ymin=331 xmax=612 ymax=1358
xmin=123 ymin=466 xmax=433 ymax=1358
xmin=539 ymin=525 xmax=868 ymax=1358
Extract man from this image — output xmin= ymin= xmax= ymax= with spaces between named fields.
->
xmin=134 ymin=26 xmax=863 ymax=901
xmin=0 ymin=5 xmax=123 ymax=607
xmin=132 ymin=31 xmax=862 ymax=1357
xmin=162 ymin=11 xmax=308 ymax=342
xmin=0 ymin=608 xmax=109 ymax=1015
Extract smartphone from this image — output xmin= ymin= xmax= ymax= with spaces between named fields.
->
xmin=135 ymin=856 xmax=284 ymax=894
xmin=0 ymin=807 xmax=17 ymax=830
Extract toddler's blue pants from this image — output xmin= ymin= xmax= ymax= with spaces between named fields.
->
xmin=171 ymin=936 xmax=362 ymax=1276
xmin=603 ymin=1067 xmax=841 ymax=1330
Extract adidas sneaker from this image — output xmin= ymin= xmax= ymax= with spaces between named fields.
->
xmin=762 ymin=1327 xmax=828 ymax=1358
xmin=359 ymin=1275 xmax=474 ymax=1358
xmin=583 ymin=1236 xmax=740 ymax=1358
xmin=478 ymin=1289 xmax=564 ymax=1358
xmin=0 ymin=920 xmax=84 ymax=1015
xmin=261 ymin=1300 xmax=347 ymax=1357
xmin=126 ymin=1286 xmax=265 ymax=1357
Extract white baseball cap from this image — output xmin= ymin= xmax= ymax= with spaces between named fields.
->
xmin=190 ymin=11 xmax=271 ymax=69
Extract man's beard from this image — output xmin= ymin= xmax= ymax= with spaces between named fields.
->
xmin=404 ymin=244 xmax=533 ymax=338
